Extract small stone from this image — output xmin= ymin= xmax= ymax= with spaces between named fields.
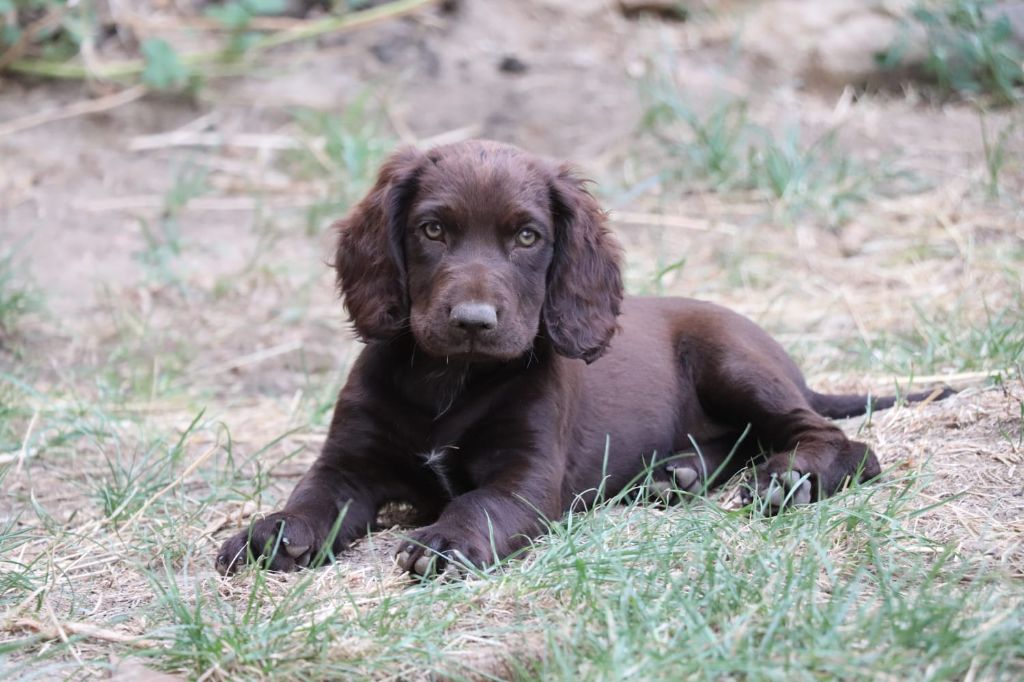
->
xmin=618 ymin=0 xmax=688 ymax=21
xmin=498 ymin=55 xmax=529 ymax=75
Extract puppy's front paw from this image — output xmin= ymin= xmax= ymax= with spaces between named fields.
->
xmin=216 ymin=512 xmax=319 ymax=575
xmin=394 ymin=524 xmax=489 ymax=578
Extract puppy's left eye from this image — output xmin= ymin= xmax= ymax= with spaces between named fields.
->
xmin=515 ymin=228 xmax=539 ymax=247
xmin=422 ymin=222 xmax=445 ymax=241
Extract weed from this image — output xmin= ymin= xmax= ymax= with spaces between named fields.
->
xmin=979 ymin=111 xmax=1019 ymax=198
xmin=93 ymin=410 xmax=203 ymax=522
xmin=205 ymin=0 xmax=287 ymax=61
xmin=140 ymin=38 xmax=193 ymax=92
xmin=639 ymin=62 xmax=901 ymax=228
xmin=285 ymin=99 xmax=393 ymax=234
xmin=135 ymin=164 xmax=208 ymax=287
xmin=749 ymin=127 xmax=896 ymax=227
xmin=852 ymin=290 xmax=1024 ymax=377
xmin=0 ymin=248 xmax=36 ymax=341
xmin=1 ymin=0 xmax=438 ymax=87
xmin=885 ymin=0 xmax=1024 ymax=104
xmin=0 ymin=1 xmax=88 ymax=64
xmin=642 ymin=95 xmax=751 ymax=188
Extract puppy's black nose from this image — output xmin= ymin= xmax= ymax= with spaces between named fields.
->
xmin=450 ymin=302 xmax=498 ymax=333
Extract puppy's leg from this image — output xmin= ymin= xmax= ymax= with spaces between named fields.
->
xmin=216 ymin=398 xmax=438 ymax=574
xmin=655 ymin=431 xmax=759 ymax=500
xmin=394 ymin=446 xmax=564 ymax=578
xmin=393 ymin=487 xmax=540 ymax=577
xmin=215 ymin=457 xmax=379 ymax=574
xmin=739 ymin=426 xmax=880 ymax=512
xmin=695 ymin=349 xmax=879 ymax=513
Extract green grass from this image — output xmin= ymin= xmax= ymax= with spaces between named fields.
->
xmin=13 ymin=470 xmax=1014 ymax=680
xmin=135 ymin=163 xmax=209 ymax=288
xmin=979 ymin=111 xmax=1020 ymax=198
xmin=851 ymin=290 xmax=1024 ymax=378
xmin=638 ymin=72 xmax=908 ymax=229
xmin=0 ymin=249 xmax=37 ymax=341
xmin=884 ymin=0 xmax=1024 ymax=105
xmin=6 ymin=343 xmax=1022 ymax=679
xmin=284 ymin=100 xmax=394 ymax=235
xmin=4 ymin=341 xmax=1021 ymax=681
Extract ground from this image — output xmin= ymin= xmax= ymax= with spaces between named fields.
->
xmin=1 ymin=0 xmax=1023 ymax=679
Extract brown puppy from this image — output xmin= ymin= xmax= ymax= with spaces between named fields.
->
xmin=216 ymin=140 xmax=949 ymax=577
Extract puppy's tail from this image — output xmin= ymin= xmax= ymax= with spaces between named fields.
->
xmin=808 ymin=385 xmax=955 ymax=419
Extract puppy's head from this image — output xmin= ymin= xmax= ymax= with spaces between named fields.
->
xmin=334 ymin=140 xmax=623 ymax=363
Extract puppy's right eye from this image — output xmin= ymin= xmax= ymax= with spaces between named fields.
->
xmin=421 ymin=222 xmax=444 ymax=240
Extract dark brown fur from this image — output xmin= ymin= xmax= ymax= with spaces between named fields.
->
xmin=216 ymin=141 xmax=951 ymax=576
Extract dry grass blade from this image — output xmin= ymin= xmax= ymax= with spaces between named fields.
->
xmin=0 ymin=5 xmax=68 ymax=71
xmin=9 ymin=617 xmax=158 ymax=648
xmin=0 ymin=85 xmax=147 ymax=138
xmin=610 ymin=210 xmax=739 ymax=234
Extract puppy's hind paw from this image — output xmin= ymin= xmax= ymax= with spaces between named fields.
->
xmin=741 ymin=469 xmax=812 ymax=513
xmin=669 ymin=465 xmax=701 ymax=494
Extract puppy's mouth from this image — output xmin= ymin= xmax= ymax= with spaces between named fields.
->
xmin=414 ymin=327 xmax=527 ymax=362
xmin=432 ymin=337 xmax=523 ymax=362
xmin=410 ymin=307 xmax=534 ymax=362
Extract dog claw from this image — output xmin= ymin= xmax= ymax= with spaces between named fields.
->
xmin=765 ymin=471 xmax=811 ymax=508
xmin=413 ymin=556 xmax=433 ymax=576
xmin=780 ymin=470 xmax=811 ymax=506
xmin=723 ymin=492 xmax=745 ymax=511
xmin=283 ymin=540 xmax=310 ymax=558
xmin=792 ymin=484 xmax=811 ymax=506
xmin=671 ymin=466 xmax=700 ymax=493
xmin=779 ymin=470 xmax=800 ymax=487
xmin=649 ymin=480 xmax=673 ymax=500
xmin=765 ymin=479 xmax=786 ymax=507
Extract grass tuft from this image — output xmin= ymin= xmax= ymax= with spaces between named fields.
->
xmin=285 ymin=99 xmax=394 ymax=235
xmin=853 ymin=289 xmax=1024 ymax=377
xmin=115 ymin=469 xmax=1024 ymax=680
xmin=882 ymin=0 xmax=1024 ymax=105
xmin=639 ymin=65 xmax=906 ymax=229
xmin=0 ymin=249 xmax=37 ymax=342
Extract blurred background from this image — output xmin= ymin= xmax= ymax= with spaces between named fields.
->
xmin=2 ymin=0 xmax=1022 ymax=387
xmin=0 ymin=1 xmax=1022 ymax=678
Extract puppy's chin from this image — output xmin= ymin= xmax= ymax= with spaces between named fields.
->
xmin=408 ymin=322 xmax=530 ymax=363
xmin=415 ymin=337 xmax=530 ymax=363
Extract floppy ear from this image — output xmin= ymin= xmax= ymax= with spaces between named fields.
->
xmin=544 ymin=165 xmax=624 ymax=363
xmin=334 ymin=147 xmax=424 ymax=342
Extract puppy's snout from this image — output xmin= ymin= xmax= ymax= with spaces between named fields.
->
xmin=449 ymin=302 xmax=498 ymax=333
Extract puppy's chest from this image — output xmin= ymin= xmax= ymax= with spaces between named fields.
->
xmin=416 ymin=446 xmax=472 ymax=499
xmin=397 ymin=367 xmax=532 ymax=498
xmin=410 ymin=405 xmax=516 ymax=500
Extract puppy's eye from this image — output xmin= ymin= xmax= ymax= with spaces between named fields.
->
xmin=422 ymin=222 xmax=444 ymax=241
xmin=515 ymin=228 xmax=539 ymax=247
